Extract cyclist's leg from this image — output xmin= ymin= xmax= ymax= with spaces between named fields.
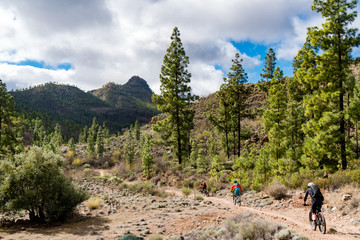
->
xmin=311 ymin=201 xmax=317 ymax=220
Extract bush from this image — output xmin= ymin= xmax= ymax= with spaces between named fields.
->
xmin=72 ymin=157 xmax=85 ymax=166
xmin=195 ymin=195 xmax=204 ymax=201
xmin=86 ymin=197 xmax=102 ymax=210
xmin=182 ymin=187 xmax=192 ymax=197
xmin=0 ymin=147 xmax=88 ymax=220
xmin=265 ymin=182 xmax=287 ymax=200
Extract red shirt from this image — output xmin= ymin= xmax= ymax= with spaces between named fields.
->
xmin=231 ymin=183 xmax=242 ymax=192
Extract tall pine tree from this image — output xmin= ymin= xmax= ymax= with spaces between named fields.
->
xmin=152 ymin=27 xmax=198 ymax=165
xmin=302 ymin=0 xmax=360 ymax=170
xmin=259 ymin=48 xmax=277 ymax=95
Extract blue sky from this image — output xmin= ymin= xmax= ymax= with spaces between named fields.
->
xmin=0 ymin=0 xmax=359 ymax=96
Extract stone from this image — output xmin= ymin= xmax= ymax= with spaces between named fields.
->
xmin=342 ymin=194 xmax=352 ymax=201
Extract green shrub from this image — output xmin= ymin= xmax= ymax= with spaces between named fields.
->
xmin=83 ymin=163 xmax=91 ymax=168
xmin=182 ymin=187 xmax=192 ymax=197
xmin=116 ymin=234 xmax=143 ymax=240
xmin=195 ymin=195 xmax=204 ymax=201
xmin=0 ymin=147 xmax=88 ymax=220
xmin=111 ymin=177 xmax=123 ymax=183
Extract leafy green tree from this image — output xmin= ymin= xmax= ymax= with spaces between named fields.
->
xmin=78 ymin=125 xmax=88 ymax=143
xmin=262 ymin=68 xmax=287 ymax=175
xmin=0 ymin=147 xmax=88 ymax=220
xmin=134 ymin=120 xmax=141 ymax=141
xmin=302 ymin=0 xmax=360 ymax=170
xmin=96 ymin=127 xmax=104 ymax=158
xmin=209 ymin=82 xmax=232 ymax=158
xmin=189 ymin=139 xmax=199 ymax=169
xmin=152 ymin=27 xmax=198 ymax=165
xmin=141 ymin=134 xmax=154 ymax=179
xmin=52 ymin=123 xmax=63 ymax=147
xmin=259 ymin=48 xmax=277 ymax=95
xmin=87 ymin=117 xmax=99 ymax=154
xmin=32 ymin=117 xmax=47 ymax=146
xmin=0 ymin=80 xmax=20 ymax=157
xmin=227 ymin=53 xmax=252 ymax=157
xmin=68 ymin=137 xmax=75 ymax=152
xmin=348 ymin=79 xmax=360 ymax=158
xmin=125 ymin=126 xmax=135 ymax=168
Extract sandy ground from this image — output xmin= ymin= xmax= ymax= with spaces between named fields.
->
xmin=0 ymin=185 xmax=359 ymax=240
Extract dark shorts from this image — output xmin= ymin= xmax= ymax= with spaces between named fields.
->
xmin=311 ymin=200 xmax=322 ymax=214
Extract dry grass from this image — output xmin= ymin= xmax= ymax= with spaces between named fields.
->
xmin=326 ymin=184 xmax=360 ymax=212
xmin=264 ymin=182 xmax=287 ymax=200
xmin=86 ymin=197 xmax=102 ymax=210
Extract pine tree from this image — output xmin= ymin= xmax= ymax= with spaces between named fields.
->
xmin=209 ymin=81 xmax=232 ymax=158
xmin=348 ymin=79 xmax=360 ymax=158
xmin=141 ymin=134 xmax=154 ymax=179
xmin=0 ymin=80 xmax=20 ymax=157
xmin=68 ymin=137 xmax=75 ymax=152
xmin=259 ymin=48 xmax=277 ymax=95
xmin=87 ymin=117 xmax=99 ymax=154
xmin=262 ymin=68 xmax=287 ymax=175
xmin=302 ymin=0 xmax=360 ymax=170
xmin=125 ymin=126 xmax=135 ymax=168
xmin=152 ymin=27 xmax=198 ymax=165
xmin=134 ymin=120 xmax=141 ymax=141
xmin=227 ymin=53 xmax=252 ymax=157
xmin=96 ymin=127 xmax=104 ymax=158
xmin=53 ymin=123 xmax=63 ymax=147
xmin=189 ymin=139 xmax=199 ymax=169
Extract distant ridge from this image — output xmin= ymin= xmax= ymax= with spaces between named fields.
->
xmin=10 ymin=76 xmax=159 ymax=138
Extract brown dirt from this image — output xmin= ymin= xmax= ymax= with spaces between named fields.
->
xmin=0 ymin=186 xmax=359 ymax=240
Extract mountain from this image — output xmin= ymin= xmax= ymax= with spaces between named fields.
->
xmin=10 ymin=76 xmax=159 ymax=139
xmin=90 ymin=76 xmax=155 ymax=110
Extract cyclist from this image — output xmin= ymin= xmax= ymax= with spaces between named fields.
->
xmin=201 ymin=181 xmax=207 ymax=195
xmin=231 ymin=180 xmax=242 ymax=198
xmin=304 ymin=182 xmax=324 ymax=221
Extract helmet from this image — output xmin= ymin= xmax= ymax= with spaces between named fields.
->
xmin=308 ymin=182 xmax=314 ymax=188
xmin=234 ymin=180 xmax=237 ymax=183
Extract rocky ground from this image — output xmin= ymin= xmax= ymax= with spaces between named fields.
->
xmin=0 ymin=177 xmax=359 ymax=240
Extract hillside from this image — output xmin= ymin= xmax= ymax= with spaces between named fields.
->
xmin=90 ymin=76 xmax=157 ymax=111
xmin=9 ymin=76 xmax=159 ymax=138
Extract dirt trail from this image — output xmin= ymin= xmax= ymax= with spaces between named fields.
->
xmin=0 ymin=182 xmax=359 ymax=240
xmin=167 ymin=188 xmax=359 ymax=240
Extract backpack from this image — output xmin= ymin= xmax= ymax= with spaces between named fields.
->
xmin=310 ymin=184 xmax=324 ymax=200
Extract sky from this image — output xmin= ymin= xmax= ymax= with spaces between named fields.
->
xmin=0 ymin=0 xmax=359 ymax=97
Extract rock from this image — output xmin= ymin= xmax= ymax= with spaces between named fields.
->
xmin=342 ymin=194 xmax=352 ymax=201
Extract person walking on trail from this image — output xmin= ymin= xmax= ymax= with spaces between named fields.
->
xmin=231 ymin=180 xmax=242 ymax=197
xmin=304 ymin=182 xmax=324 ymax=220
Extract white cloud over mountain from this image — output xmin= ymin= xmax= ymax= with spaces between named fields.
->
xmin=0 ymin=0 xmax=357 ymax=95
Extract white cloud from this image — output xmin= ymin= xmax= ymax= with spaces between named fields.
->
xmin=0 ymin=0 xmax=325 ymax=96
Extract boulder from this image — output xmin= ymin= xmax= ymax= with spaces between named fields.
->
xmin=342 ymin=194 xmax=352 ymax=201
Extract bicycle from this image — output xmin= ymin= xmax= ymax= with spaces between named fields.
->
xmin=201 ymin=188 xmax=210 ymax=197
xmin=233 ymin=194 xmax=241 ymax=206
xmin=306 ymin=204 xmax=326 ymax=234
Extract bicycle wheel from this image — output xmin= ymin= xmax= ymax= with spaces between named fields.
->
xmin=233 ymin=196 xmax=236 ymax=205
xmin=237 ymin=196 xmax=241 ymax=206
xmin=318 ymin=212 xmax=326 ymax=234
xmin=309 ymin=211 xmax=316 ymax=231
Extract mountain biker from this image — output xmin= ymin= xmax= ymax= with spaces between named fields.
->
xmin=201 ymin=181 xmax=207 ymax=194
xmin=231 ymin=180 xmax=242 ymax=198
xmin=304 ymin=182 xmax=324 ymax=221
